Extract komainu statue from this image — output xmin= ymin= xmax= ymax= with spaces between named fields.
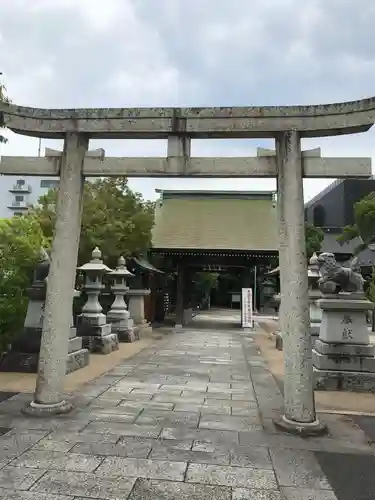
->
xmin=317 ymin=252 xmax=364 ymax=294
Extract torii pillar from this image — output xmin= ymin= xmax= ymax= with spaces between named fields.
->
xmin=23 ymin=136 xmax=91 ymax=415
xmin=273 ymin=140 xmax=326 ymax=435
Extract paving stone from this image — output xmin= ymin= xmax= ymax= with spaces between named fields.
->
xmin=128 ymin=478 xmax=232 ymax=499
xmin=0 ymin=466 xmax=47 ymax=491
xmin=4 ymin=419 xmax=88 ymax=433
xmin=185 ymin=463 xmax=277 ymax=489
xmin=230 ymin=446 xmax=273 ymax=469
xmin=11 ymin=450 xmax=103 ymax=472
xmin=150 ymin=444 xmax=230 ymax=465
xmin=270 ymin=449 xmax=332 ymax=489
xmin=0 ymin=490 xmax=74 ymax=500
xmin=96 ymin=456 xmax=187 ymax=481
xmin=153 ymin=395 xmax=206 ymax=404
xmin=205 ymin=392 xmax=232 ymax=400
xmin=172 ymin=403 xmax=203 ymax=413
xmin=32 ymin=439 xmax=76 ymax=453
xmin=119 ymin=401 xmax=175 ymax=411
xmin=77 ymin=410 xmax=137 ymax=423
xmin=180 ymin=390 xmax=208 ymax=398
xmin=160 ymin=427 xmax=239 ymax=445
xmin=231 ymin=405 xmax=259 ymax=415
xmin=71 ymin=438 xmax=153 ymax=458
xmin=136 ymin=410 xmax=199 ymax=427
xmin=151 ymin=439 xmax=193 ymax=451
xmin=199 ymin=414 xmax=262 ymax=432
xmin=232 ymin=488 xmax=283 ymax=499
xmin=41 ymin=430 xmax=120 ymax=445
xmin=29 ymin=469 xmax=136 ymax=499
xmin=280 ymin=488 xmax=337 ymax=500
xmin=83 ymin=421 xmax=161 ymax=438
xmin=231 ymin=392 xmax=257 ymax=401
xmin=0 ymin=430 xmax=49 ymax=460
xmin=120 ymin=393 xmax=153 ymax=401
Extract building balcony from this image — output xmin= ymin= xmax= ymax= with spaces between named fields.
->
xmin=9 ymin=183 xmax=32 ymax=193
xmin=7 ymin=200 xmax=30 ymax=210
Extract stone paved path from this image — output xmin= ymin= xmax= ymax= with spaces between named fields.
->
xmin=0 ymin=327 xmax=374 ymax=499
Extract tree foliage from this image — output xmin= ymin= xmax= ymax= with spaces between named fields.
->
xmin=305 ymin=224 xmax=324 ymax=259
xmin=337 ymin=192 xmax=375 ymax=255
xmin=0 ymin=216 xmax=48 ymax=352
xmin=31 ymin=177 xmax=155 ymax=267
xmin=0 ymin=75 xmax=10 ymax=144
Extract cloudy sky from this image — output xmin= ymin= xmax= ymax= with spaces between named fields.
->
xmin=1 ymin=0 xmax=375 ymax=201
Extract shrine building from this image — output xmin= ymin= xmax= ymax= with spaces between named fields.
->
xmin=149 ymin=189 xmax=278 ymax=326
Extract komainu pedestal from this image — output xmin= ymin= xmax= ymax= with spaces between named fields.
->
xmin=313 ymin=253 xmax=375 ymax=392
xmin=77 ymin=248 xmax=119 ymax=354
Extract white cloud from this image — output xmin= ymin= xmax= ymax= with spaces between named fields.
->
xmin=1 ymin=0 xmax=375 ymax=202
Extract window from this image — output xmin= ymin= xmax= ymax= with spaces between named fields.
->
xmin=16 ymin=179 xmax=25 ymax=186
xmin=15 ymin=195 xmax=24 ymax=202
xmin=40 ymin=179 xmax=59 ymax=189
xmin=13 ymin=212 xmax=23 ymax=216
xmin=313 ymin=205 xmax=326 ymax=227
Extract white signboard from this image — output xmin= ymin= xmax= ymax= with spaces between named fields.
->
xmin=241 ymin=288 xmax=254 ymax=329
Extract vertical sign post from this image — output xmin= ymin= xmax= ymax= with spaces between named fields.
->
xmin=241 ymin=288 xmax=254 ymax=329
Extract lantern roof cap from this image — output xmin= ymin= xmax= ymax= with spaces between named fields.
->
xmin=77 ymin=247 xmax=112 ymax=273
xmin=108 ymin=255 xmax=135 ymax=277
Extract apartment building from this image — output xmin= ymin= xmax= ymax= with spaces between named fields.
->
xmin=0 ymin=175 xmax=59 ymax=218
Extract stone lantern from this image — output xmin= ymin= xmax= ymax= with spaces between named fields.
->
xmin=77 ymin=247 xmax=119 ymax=354
xmin=107 ymin=256 xmax=136 ymax=342
xmin=0 ymin=248 xmax=88 ymax=373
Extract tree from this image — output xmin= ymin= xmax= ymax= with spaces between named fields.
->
xmin=305 ymin=224 xmax=324 ymax=259
xmin=192 ymin=272 xmax=219 ymax=309
xmin=337 ymin=192 xmax=375 ymax=255
xmin=0 ymin=74 xmax=10 ymax=144
xmin=0 ymin=216 xmax=48 ymax=353
xmin=31 ymin=177 xmax=155 ymax=267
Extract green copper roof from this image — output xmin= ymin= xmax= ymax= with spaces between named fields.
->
xmin=152 ymin=194 xmax=278 ymax=251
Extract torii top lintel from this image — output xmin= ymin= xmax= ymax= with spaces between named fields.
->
xmin=1 ymin=97 xmax=375 ymax=139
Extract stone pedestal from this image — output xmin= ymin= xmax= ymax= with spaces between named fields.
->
xmin=107 ymin=257 xmax=136 ymax=342
xmin=126 ymin=289 xmax=152 ymax=339
xmin=77 ymin=248 xmax=119 ymax=354
xmin=313 ymin=295 xmax=375 ymax=392
xmin=0 ymin=252 xmax=89 ymax=374
xmin=309 ymin=290 xmax=322 ymax=346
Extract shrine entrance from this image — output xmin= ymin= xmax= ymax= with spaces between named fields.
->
xmin=149 ymin=189 xmax=278 ymax=327
xmin=1 ymin=97 xmax=373 ymax=434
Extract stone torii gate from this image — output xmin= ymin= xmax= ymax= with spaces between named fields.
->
xmin=0 ymin=100 xmax=373 ymax=435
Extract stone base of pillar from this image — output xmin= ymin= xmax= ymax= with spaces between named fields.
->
xmin=109 ymin=318 xmax=136 ymax=343
xmin=82 ymin=332 xmax=119 ymax=354
xmin=273 ymin=415 xmax=328 ymax=437
xmin=313 ymin=367 xmax=375 ymax=392
xmin=117 ymin=329 xmax=136 ymax=343
xmin=22 ymin=399 xmax=74 ymax=417
xmin=77 ymin=318 xmax=119 ymax=354
xmin=66 ymin=349 xmax=90 ymax=374
xmin=134 ymin=323 xmax=153 ymax=339
xmin=0 ymin=329 xmax=89 ymax=374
